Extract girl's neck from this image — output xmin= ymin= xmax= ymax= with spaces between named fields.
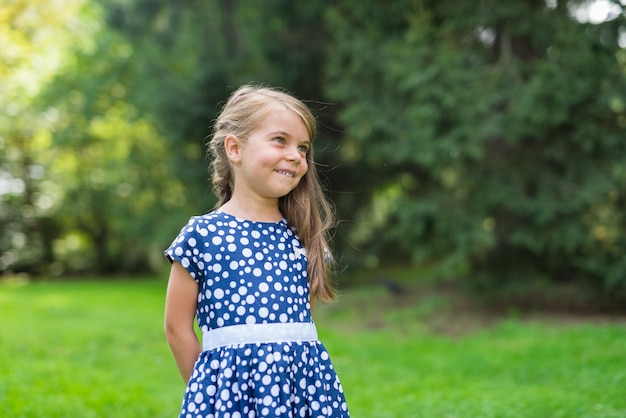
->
xmin=219 ymin=197 xmax=283 ymax=223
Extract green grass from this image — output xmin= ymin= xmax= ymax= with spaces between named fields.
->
xmin=1 ymin=278 xmax=625 ymax=417
xmin=0 ymin=279 xmax=180 ymax=417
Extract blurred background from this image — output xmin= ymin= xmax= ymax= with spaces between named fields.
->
xmin=2 ymin=0 xmax=625 ymax=304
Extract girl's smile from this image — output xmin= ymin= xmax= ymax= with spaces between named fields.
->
xmin=275 ymin=169 xmax=296 ymax=178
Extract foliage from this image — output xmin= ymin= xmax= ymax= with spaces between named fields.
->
xmin=0 ymin=0 xmax=92 ymax=273
xmin=324 ymin=0 xmax=626 ymax=292
xmin=1 ymin=0 xmax=337 ymax=275
xmin=2 ymin=0 xmax=626 ymax=295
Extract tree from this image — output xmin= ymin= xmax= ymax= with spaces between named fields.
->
xmin=324 ymin=0 xmax=626 ymax=293
xmin=2 ymin=0 xmax=340 ymax=276
xmin=0 ymin=0 xmax=90 ymax=274
xmin=38 ymin=7 xmax=192 ymax=274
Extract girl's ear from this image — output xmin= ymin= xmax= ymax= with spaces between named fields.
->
xmin=224 ymin=134 xmax=242 ymax=164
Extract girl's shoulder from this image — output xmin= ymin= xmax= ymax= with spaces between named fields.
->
xmin=197 ymin=211 xmax=291 ymax=229
xmin=191 ymin=210 xmax=228 ymax=224
xmin=173 ymin=211 xmax=227 ymax=238
xmin=185 ymin=210 xmax=247 ymax=226
xmin=183 ymin=211 xmax=296 ymax=241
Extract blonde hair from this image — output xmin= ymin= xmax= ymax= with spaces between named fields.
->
xmin=208 ymin=84 xmax=336 ymax=302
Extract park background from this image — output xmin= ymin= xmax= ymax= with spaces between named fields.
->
xmin=1 ymin=0 xmax=626 ymax=416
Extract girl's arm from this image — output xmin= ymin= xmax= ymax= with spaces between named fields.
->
xmin=164 ymin=261 xmax=202 ymax=383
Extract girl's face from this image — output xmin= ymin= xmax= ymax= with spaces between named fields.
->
xmin=231 ymin=107 xmax=310 ymax=202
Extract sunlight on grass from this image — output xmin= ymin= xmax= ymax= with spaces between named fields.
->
xmin=1 ymin=279 xmax=625 ymax=417
xmin=0 ymin=280 xmax=180 ymax=418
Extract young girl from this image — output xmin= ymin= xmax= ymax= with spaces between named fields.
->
xmin=164 ymin=85 xmax=350 ymax=417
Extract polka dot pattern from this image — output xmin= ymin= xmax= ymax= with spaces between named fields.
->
xmin=165 ymin=211 xmax=349 ymax=417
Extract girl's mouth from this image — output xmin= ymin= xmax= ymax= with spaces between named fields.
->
xmin=275 ymin=169 xmax=295 ymax=178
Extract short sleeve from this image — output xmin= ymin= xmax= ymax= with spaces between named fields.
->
xmin=164 ymin=216 xmax=206 ymax=283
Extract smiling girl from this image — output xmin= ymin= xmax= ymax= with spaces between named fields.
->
xmin=164 ymin=85 xmax=349 ymax=417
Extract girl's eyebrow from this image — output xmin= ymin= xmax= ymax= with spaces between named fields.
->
xmin=268 ymin=130 xmax=292 ymax=137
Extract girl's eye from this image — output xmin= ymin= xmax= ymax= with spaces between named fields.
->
xmin=273 ymin=136 xmax=286 ymax=144
xmin=298 ymin=144 xmax=309 ymax=153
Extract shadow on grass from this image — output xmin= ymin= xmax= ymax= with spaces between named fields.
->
xmin=320 ymin=265 xmax=626 ymax=337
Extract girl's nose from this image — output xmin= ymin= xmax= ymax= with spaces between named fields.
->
xmin=285 ymin=147 xmax=301 ymax=162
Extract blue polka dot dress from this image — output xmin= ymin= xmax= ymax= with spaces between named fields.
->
xmin=165 ymin=211 xmax=349 ymax=418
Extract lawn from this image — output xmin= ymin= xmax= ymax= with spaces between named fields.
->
xmin=1 ymin=277 xmax=625 ymax=417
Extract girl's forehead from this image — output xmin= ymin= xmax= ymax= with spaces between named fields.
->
xmin=257 ymin=107 xmax=310 ymax=136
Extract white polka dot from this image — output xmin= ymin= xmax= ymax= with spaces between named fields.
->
xmin=212 ymin=236 xmax=222 ymax=245
xmin=220 ymin=389 xmax=230 ymax=401
xmin=259 ymin=283 xmax=269 ymax=292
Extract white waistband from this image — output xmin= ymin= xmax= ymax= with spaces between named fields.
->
xmin=202 ymin=322 xmax=318 ymax=351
